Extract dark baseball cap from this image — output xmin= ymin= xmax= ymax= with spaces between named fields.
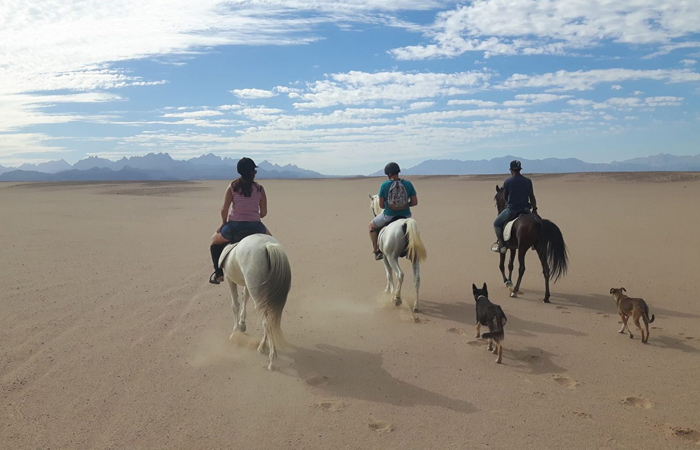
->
xmin=509 ymin=160 xmax=522 ymax=171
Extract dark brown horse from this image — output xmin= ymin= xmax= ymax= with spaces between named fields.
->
xmin=494 ymin=185 xmax=568 ymax=303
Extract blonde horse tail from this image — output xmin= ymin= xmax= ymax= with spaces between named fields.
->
xmin=404 ymin=218 xmax=427 ymax=263
xmin=256 ymin=242 xmax=292 ymax=350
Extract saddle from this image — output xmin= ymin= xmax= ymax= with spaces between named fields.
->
xmin=218 ymin=230 xmax=262 ymax=268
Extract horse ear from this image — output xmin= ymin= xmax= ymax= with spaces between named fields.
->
xmin=621 ymin=287 xmax=626 ymax=292
xmin=495 ymin=185 xmax=500 ymax=192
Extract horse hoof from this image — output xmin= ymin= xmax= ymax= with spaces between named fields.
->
xmin=239 ymin=323 xmax=246 ymax=333
xmin=496 ymin=359 xmax=502 ymax=364
xmin=510 ymin=292 xmax=518 ymax=298
xmin=394 ymin=298 xmax=402 ymax=307
xmin=412 ymin=307 xmax=420 ymax=313
xmin=229 ymin=333 xmax=235 ymax=341
xmin=542 ymin=298 xmax=550 ymax=304
xmin=257 ymin=345 xmax=266 ymax=354
xmin=267 ymin=363 xmax=277 ymax=371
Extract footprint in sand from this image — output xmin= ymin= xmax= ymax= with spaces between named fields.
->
xmin=556 ymin=306 xmax=567 ymax=309
xmin=669 ymin=427 xmax=700 ymax=445
xmin=368 ymin=420 xmax=393 ymax=433
xmin=573 ymin=411 xmax=593 ymax=421
xmin=620 ymin=396 xmax=653 ymax=409
xmin=306 ymin=375 xmax=329 ymax=386
xmin=413 ymin=317 xmax=430 ymax=324
xmin=603 ymin=314 xmax=610 ymax=318
xmin=551 ymin=375 xmax=579 ymax=389
xmin=467 ymin=340 xmax=485 ymax=347
xmin=447 ymin=327 xmax=467 ymax=335
xmin=314 ymin=400 xmax=346 ymax=412
xmin=685 ymin=336 xmax=695 ymax=340
xmin=533 ymin=391 xmax=546 ymax=398
xmin=561 ymin=311 xmax=571 ymax=314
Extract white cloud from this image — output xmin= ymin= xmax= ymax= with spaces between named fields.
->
xmin=499 ymin=69 xmax=700 ymax=91
xmin=502 ymin=94 xmax=570 ymax=106
xmin=162 ymin=110 xmax=223 ymax=118
xmin=408 ymin=101 xmax=436 ymax=110
xmin=289 ymin=70 xmax=491 ymax=109
xmin=390 ymin=1 xmax=700 ymax=59
xmin=568 ymin=96 xmax=684 ymax=110
xmin=232 ymin=89 xmax=278 ymax=99
xmin=611 ymin=85 xmax=623 ymax=90
xmin=447 ymin=99 xmax=499 ymax=107
xmin=681 ymin=59 xmax=697 ymax=66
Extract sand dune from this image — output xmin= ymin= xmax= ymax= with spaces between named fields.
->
xmin=1 ymin=173 xmax=699 ymax=449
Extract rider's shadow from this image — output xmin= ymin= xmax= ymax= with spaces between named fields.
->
xmin=288 ymin=344 xmax=476 ymax=415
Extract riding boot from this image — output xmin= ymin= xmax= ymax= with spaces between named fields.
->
xmin=493 ymin=227 xmax=508 ymax=254
xmin=210 ymin=244 xmax=225 ymax=278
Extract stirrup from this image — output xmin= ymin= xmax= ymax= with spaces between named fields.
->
xmin=374 ymin=250 xmax=384 ymax=260
xmin=209 ymin=271 xmax=224 ymax=284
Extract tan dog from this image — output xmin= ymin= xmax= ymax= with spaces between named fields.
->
xmin=609 ymin=288 xmax=655 ymax=343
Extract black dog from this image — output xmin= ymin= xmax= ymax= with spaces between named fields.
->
xmin=473 ymin=283 xmax=507 ymax=364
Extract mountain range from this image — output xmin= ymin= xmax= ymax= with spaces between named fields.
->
xmin=371 ymin=154 xmax=700 ymax=176
xmin=1 ymin=153 xmax=699 ymax=181
xmin=0 ymin=153 xmax=324 ymax=181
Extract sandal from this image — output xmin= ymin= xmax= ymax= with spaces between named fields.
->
xmin=209 ymin=271 xmax=224 ymax=284
xmin=374 ymin=250 xmax=384 ymax=260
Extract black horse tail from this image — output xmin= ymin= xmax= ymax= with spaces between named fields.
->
xmin=537 ymin=219 xmax=568 ymax=283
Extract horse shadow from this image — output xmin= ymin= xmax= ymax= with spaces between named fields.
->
xmin=287 ymin=344 xmax=476 ymax=415
xmin=547 ymin=292 xmax=699 ymax=320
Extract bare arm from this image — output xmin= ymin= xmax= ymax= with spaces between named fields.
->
xmin=530 ymin=186 xmax=538 ymax=212
xmin=219 ymin=186 xmax=233 ymax=230
xmin=260 ymin=186 xmax=268 ymax=218
xmin=409 ymin=195 xmax=417 ymax=207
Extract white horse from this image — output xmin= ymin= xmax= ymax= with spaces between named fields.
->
xmin=219 ymin=234 xmax=292 ymax=370
xmin=369 ymin=194 xmax=427 ymax=313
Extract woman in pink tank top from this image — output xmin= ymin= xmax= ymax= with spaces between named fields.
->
xmin=208 ymin=157 xmax=271 ymax=284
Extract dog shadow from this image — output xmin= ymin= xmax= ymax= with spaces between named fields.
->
xmin=645 ymin=335 xmax=700 ymax=354
xmin=420 ymin=299 xmax=586 ymax=337
xmin=546 ymin=292 xmax=698 ymax=319
xmin=505 ymin=346 xmax=567 ymax=375
xmin=288 ymin=344 xmax=477 ymax=414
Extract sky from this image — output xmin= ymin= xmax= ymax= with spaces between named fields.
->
xmin=1 ymin=0 xmax=700 ymax=175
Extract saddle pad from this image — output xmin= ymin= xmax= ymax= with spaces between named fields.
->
xmin=218 ymin=242 xmax=239 ymax=268
xmin=503 ymin=217 xmax=519 ymax=242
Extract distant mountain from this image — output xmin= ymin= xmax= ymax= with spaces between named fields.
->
xmin=375 ymin=154 xmax=700 ymax=176
xmin=0 ymin=152 xmax=326 ymax=182
xmin=0 ymin=164 xmax=10 ymax=175
xmin=17 ymin=159 xmax=72 ymax=173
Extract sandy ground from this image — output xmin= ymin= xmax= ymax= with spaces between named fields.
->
xmin=1 ymin=173 xmax=700 ymax=449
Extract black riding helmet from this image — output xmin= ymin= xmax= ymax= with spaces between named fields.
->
xmin=237 ymin=157 xmax=258 ymax=176
xmin=384 ymin=162 xmax=400 ymax=175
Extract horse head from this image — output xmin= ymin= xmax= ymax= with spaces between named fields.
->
xmin=369 ymin=194 xmax=381 ymax=217
xmin=494 ymin=185 xmax=506 ymax=213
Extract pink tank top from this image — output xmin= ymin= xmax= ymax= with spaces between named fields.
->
xmin=228 ymin=182 xmax=262 ymax=222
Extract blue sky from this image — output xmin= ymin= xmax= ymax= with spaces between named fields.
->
xmin=1 ymin=0 xmax=699 ymax=175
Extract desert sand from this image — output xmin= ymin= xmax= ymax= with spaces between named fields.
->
xmin=1 ymin=173 xmax=700 ymax=449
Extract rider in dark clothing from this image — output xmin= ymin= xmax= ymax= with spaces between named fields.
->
xmin=493 ymin=160 xmax=538 ymax=253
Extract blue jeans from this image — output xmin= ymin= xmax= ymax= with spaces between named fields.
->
xmin=220 ymin=221 xmax=267 ymax=241
xmin=493 ymin=207 xmax=530 ymax=229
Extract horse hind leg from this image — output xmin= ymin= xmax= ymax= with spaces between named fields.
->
xmin=382 ymin=257 xmax=394 ymax=294
xmin=238 ymin=287 xmax=249 ymax=332
xmin=412 ymin=259 xmax=421 ymax=313
xmin=387 ymin=256 xmax=404 ymax=306
xmin=227 ymin=279 xmax=241 ymax=339
xmin=259 ymin=315 xmax=277 ymax=371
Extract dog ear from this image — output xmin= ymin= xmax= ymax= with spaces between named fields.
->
xmin=609 ymin=288 xmax=615 ymax=294
xmin=621 ymin=287 xmax=626 ymax=292
xmin=472 ymin=283 xmax=477 ymax=291
xmin=482 ymin=282 xmax=487 ymax=291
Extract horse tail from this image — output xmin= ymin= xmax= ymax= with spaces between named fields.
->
xmin=537 ymin=219 xmax=568 ymax=282
xmin=256 ymin=242 xmax=292 ymax=350
xmin=404 ymin=218 xmax=427 ymax=263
